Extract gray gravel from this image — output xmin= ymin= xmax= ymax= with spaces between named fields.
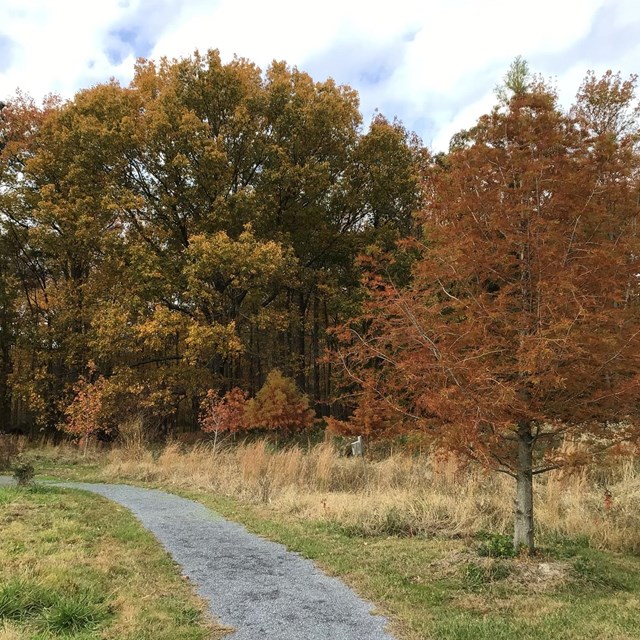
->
xmin=0 ymin=478 xmax=395 ymax=639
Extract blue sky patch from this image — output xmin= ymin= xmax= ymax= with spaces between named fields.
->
xmin=0 ymin=34 xmax=14 ymax=73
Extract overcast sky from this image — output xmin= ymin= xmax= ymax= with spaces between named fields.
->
xmin=1 ymin=0 xmax=638 ymax=150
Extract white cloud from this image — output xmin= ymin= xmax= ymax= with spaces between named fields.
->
xmin=0 ymin=1 xmax=129 ymax=97
xmin=0 ymin=0 xmax=638 ymax=150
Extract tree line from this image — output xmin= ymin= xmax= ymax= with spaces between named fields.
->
xmin=0 ymin=50 xmax=421 ymax=436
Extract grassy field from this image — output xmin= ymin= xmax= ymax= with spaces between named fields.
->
xmin=0 ymin=482 xmax=229 ymax=640
xmin=7 ymin=438 xmax=640 ymax=639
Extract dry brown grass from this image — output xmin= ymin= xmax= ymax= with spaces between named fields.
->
xmin=0 ymin=435 xmax=27 ymax=470
xmin=0 ymin=622 xmax=23 ymax=640
xmin=100 ymin=438 xmax=640 ymax=552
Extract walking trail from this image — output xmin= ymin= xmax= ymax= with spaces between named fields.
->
xmin=0 ymin=478 xmax=395 ymax=640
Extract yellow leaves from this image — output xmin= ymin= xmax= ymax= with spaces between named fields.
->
xmin=170 ymin=152 xmax=190 ymax=170
xmin=89 ymin=302 xmax=135 ymax=357
xmin=134 ymin=306 xmax=186 ymax=351
xmin=184 ymin=322 xmax=243 ymax=364
xmin=245 ymin=369 xmax=315 ymax=433
xmin=187 ymin=227 xmax=286 ymax=283
xmin=185 ymin=226 xmax=292 ymax=308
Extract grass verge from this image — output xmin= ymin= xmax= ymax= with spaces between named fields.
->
xmin=0 ymin=483 xmax=229 ymax=640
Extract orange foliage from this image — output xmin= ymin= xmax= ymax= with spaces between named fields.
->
xmin=327 ymin=387 xmax=403 ymax=439
xmin=339 ymin=73 xmax=640 ymax=471
xmin=246 ymin=370 xmax=315 ymax=435
xmin=61 ymin=376 xmax=110 ymax=439
xmin=199 ymin=387 xmax=248 ymax=434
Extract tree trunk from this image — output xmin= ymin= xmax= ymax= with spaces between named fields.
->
xmin=297 ymin=290 xmax=307 ymax=391
xmin=312 ymin=293 xmax=320 ymax=404
xmin=513 ymin=422 xmax=535 ymax=554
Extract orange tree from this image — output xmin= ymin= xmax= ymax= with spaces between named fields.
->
xmin=245 ymin=369 xmax=315 ymax=436
xmin=199 ymin=387 xmax=249 ymax=451
xmin=336 ymin=67 xmax=640 ymax=553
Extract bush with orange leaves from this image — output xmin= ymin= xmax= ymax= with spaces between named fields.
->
xmin=199 ymin=387 xmax=249 ymax=435
xmin=60 ymin=375 xmax=110 ymax=440
xmin=327 ymin=387 xmax=404 ymax=440
xmin=245 ymin=370 xmax=315 ymax=435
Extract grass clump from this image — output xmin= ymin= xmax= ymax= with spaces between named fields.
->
xmin=43 ymin=591 xmax=110 ymax=634
xmin=0 ymin=579 xmax=55 ymax=621
xmin=461 ymin=560 xmax=512 ymax=591
xmin=12 ymin=461 xmax=35 ymax=487
xmin=0 ymin=580 xmax=109 ymax=634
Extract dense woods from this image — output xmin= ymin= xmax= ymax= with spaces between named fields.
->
xmin=0 ymin=50 xmax=421 ymax=435
xmin=1 ymin=53 xmax=640 ymax=550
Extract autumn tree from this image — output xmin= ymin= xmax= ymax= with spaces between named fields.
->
xmin=199 ymin=387 xmax=249 ymax=450
xmin=0 ymin=231 xmax=17 ymax=430
xmin=60 ymin=374 xmax=110 ymax=446
xmin=327 ymin=386 xmax=404 ymax=440
xmin=245 ymin=369 xmax=315 ymax=435
xmin=337 ymin=67 xmax=640 ymax=553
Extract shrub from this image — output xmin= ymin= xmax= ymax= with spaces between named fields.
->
xmin=13 ymin=461 xmax=35 ymax=487
xmin=199 ymin=387 xmax=248 ymax=436
xmin=477 ymin=532 xmax=517 ymax=558
xmin=245 ymin=370 xmax=315 ymax=435
xmin=60 ymin=375 xmax=109 ymax=440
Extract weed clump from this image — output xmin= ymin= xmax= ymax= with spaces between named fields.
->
xmin=477 ymin=531 xmax=517 ymax=558
xmin=0 ymin=435 xmax=24 ymax=471
xmin=13 ymin=461 xmax=35 ymax=487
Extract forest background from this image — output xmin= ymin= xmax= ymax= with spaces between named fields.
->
xmin=0 ymin=50 xmax=422 ymax=437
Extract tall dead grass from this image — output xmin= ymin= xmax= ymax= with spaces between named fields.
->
xmin=102 ymin=439 xmax=640 ymax=552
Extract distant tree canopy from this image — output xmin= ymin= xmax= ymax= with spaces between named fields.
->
xmin=0 ymin=49 xmax=421 ymax=434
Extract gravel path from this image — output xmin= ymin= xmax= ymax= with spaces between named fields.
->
xmin=0 ymin=477 xmax=395 ymax=640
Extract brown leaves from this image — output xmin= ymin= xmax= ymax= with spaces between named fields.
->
xmin=337 ymin=70 xmax=640 ymax=472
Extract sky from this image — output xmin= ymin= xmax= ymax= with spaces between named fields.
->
xmin=0 ymin=0 xmax=638 ymax=151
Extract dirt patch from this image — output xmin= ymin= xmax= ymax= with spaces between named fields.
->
xmin=514 ymin=559 xmax=568 ymax=592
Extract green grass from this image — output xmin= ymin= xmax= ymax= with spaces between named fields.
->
xmin=0 ymin=484 xmax=228 ymax=640
xmin=14 ymin=448 xmax=640 ymax=640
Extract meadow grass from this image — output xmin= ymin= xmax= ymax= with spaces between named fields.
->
xmin=92 ymin=438 xmax=640 ymax=553
xmin=0 ymin=482 xmax=229 ymax=640
xmin=16 ymin=438 xmax=640 ymax=639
